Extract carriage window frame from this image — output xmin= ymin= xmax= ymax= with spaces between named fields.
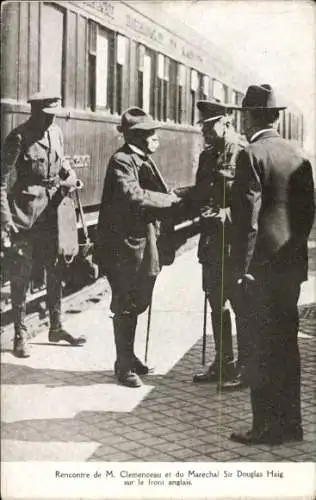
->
xmin=137 ymin=44 xmax=155 ymax=116
xmin=40 ymin=3 xmax=65 ymax=102
xmin=115 ymin=33 xmax=127 ymax=115
xmin=88 ymin=22 xmax=114 ymax=112
xmin=213 ymin=79 xmax=225 ymax=103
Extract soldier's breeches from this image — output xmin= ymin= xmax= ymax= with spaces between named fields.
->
xmin=10 ymin=252 xmax=33 ymax=336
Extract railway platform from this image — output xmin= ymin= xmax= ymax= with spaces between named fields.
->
xmin=1 ymin=241 xmax=315 ymax=464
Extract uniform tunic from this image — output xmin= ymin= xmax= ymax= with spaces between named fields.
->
xmin=1 ymin=118 xmax=67 ymax=333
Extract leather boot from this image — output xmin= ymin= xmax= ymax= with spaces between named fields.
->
xmin=12 ymin=301 xmax=31 ymax=358
xmin=13 ymin=330 xmax=31 ymax=358
xmin=112 ymin=314 xmax=142 ymax=388
xmin=212 ymin=309 xmax=234 ymax=364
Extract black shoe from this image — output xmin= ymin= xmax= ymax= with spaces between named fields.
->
xmin=193 ymin=364 xmax=218 ymax=383
xmin=49 ymin=328 xmax=87 ymax=346
xmin=230 ymin=429 xmax=283 ymax=446
xmin=13 ymin=337 xmax=31 ymax=358
xmin=114 ymin=359 xmax=154 ymax=376
xmin=134 ymin=357 xmax=155 ymax=375
xmin=282 ymin=426 xmax=303 ymax=442
xmin=117 ymin=370 xmax=142 ymax=388
xmin=218 ymin=377 xmax=246 ymax=391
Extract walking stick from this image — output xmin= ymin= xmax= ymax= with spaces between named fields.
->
xmin=202 ymin=292 xmax=208 ymax=365
xmin=145 ymin=297 xmax=152 ymax=364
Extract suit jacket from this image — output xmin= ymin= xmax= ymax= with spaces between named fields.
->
xmin=96 ymin=143 xmax=179 ymax=279
xmin=231 ymin=129 xmax=315 ymax=282
xmin=1 ymin=119 xmax=64 ymax=231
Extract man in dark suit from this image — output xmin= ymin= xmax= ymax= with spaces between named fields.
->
xmin=230 ymin=84 xmax=315 ymax=445
xmin=1 ymin=92 xmax=86 ymax=358
xmin=96 ymin=107 xmax=181 ymax=388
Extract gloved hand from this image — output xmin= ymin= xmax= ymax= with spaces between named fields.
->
xmin=59 ymin=158 xmax=80 ymax=191
xmin=1 ymin=221 xmax=18 ymax=258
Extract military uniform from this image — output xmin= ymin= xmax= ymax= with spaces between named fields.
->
xmin=96 ymin=107 xmax=181 ymax=387
xmin=1 ymin=93 xmax=86 ymax=357
xmin=174 ymin=101 xmax=247 ymax=388
xmin=195 ymin=131 xmax=246 ymax=384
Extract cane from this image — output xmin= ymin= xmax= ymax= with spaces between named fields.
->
xmin=202 ymin=292 xmax=208 ymax=365
xmin=144 ymin=297 xmax=152 ymax=364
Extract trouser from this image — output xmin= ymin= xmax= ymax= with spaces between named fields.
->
xmin=202 ymin=264 xmax=235 ymax=370
xmin=107 ymin=269 xmax=156 ymax=372
xmin=242 ymin=269 xmax=302 ymax=432
xmin=10 ymin=233 xmax=63 ymax=339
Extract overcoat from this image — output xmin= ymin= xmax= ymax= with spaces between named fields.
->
xmin=231 ymin=129 xmax=315 ymax=387
xmin=1 ymin=119 xmax=64 ymax=232
xmin=96 ymin=143 xmax=178 ymax=296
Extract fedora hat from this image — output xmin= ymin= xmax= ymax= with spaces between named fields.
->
xmin=196 ymin=100 xmax=234 ymax=124
xmin=28 ymin=91 xmax=62 ymax=114
xmin=117 ymin=107 xmax=159 ymax=133
xmin=234 ymin=84 xmax=286 ymax=110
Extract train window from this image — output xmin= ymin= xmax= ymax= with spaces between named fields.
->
xmin=288 ymin=113 xmax=292 ymax=140
xmin=201 ymin=75 xmax=209 ymax=100
xmin=168 ymin=59 xmax=177 ymax=122
xmin=190 ymin=69 xmax=199 ymax=125
xmin=116 ymin=34 xmax=127 ymax=115
xmin=96 ymin=29 xmax=109 ymax=108
xmin=177 ymin=64 xmax=186 ymax=124
xmin=231 ymin=90 xmax=241 ymax=132
xmin=40 ymin=4 xmax=64 ymax=97
xmin=163 ymin=57 xmax=169 ymax=121
xmin=156 ymin=53 xmax=165 ymax=121
xmin=137 ymin=45 xmax=154 ymax=116
xmin=88 ymin=23 xmax=114 ymax=111
xmin=213 ymin=79 xmax=225 ymax=102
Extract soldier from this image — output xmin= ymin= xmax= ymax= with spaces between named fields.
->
xmin=179 ymin=101 xmax=246 ymax=390
xmin=96 ymin=107 xmax=181 ymax=388
xmin=1 ymin=92 xmax=87 ymax=358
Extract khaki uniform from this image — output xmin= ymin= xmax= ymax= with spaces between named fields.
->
xmin=1 ymin=118 xmax=66 ymax=338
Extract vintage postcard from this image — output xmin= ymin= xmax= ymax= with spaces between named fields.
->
xmin=1 ymin=1 xmax=315 ymax=499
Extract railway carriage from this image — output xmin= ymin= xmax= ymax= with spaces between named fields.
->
xmin=0 ymin=0 xmax=305 ymax=308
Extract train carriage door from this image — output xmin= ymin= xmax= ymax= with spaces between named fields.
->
xmin=40 ymin=4 xmax=64 ymax=97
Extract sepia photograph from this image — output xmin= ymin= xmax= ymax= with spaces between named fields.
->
xmin=1 ymin=0 xmax=315 ymax=499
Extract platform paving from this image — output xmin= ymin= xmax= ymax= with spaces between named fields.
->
xmin=1 ymin=246 xmax=315 ymax=463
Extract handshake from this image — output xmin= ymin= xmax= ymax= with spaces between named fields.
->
xmin=59 ymin=158 xmax=83 ymax=191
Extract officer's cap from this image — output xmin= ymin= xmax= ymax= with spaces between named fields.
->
xmin=28 ymin=91 xmax=61 ymax=114
xmin=117 ymin=107 xmax=160 ymax=134
xmin=197 ymin=100 xmax=235 ymax=124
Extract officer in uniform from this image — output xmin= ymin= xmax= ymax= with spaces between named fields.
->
xmin=1 ymin=92 xmax=86 ymax=358
xmin=96 ymin=107 xmax=181 ymax=388
xmin=179 ymin=101 xmax=247 ymax=390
